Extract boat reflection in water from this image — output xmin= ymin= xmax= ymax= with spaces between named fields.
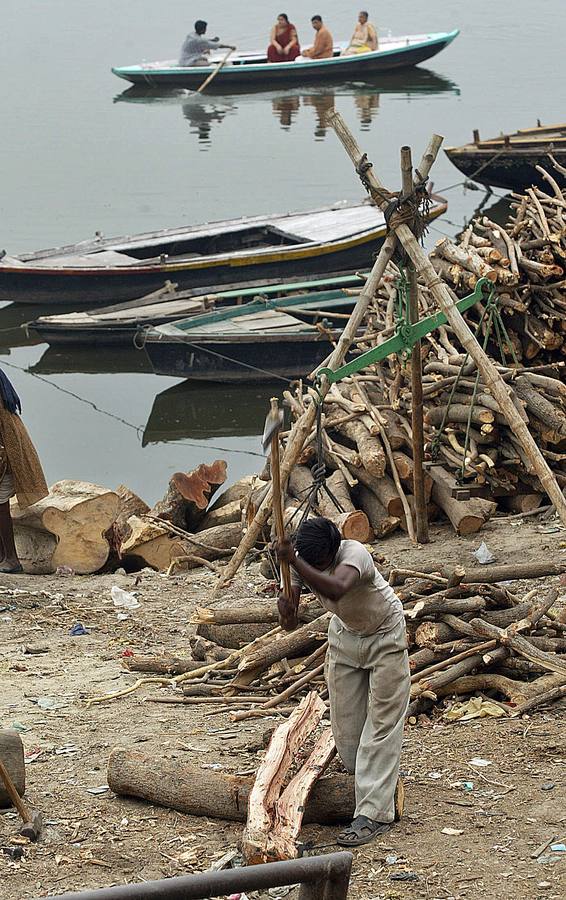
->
xmin=29 ymin=345 xmax=152 ymax=376
xmin=143 ymin=381 xmax=274 ymax=446
xmin=115 ymin=67 xmax=459 ymax=146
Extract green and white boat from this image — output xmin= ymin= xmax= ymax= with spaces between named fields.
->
xmin=112 ymin=31 xmax=459 ymax=90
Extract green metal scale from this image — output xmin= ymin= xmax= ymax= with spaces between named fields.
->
xmin=317 ymin=277 xmax=492 ymax=384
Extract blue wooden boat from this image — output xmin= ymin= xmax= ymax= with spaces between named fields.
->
xmin=112 ymin=31 xmax=459 ymax=90
xmin=0 ymin=197 xmax=446 ymax=306
xmin=141 ymin=288 xmax=365 ymax=383
xmin=27 ymin=271 xmax=368 ymax=347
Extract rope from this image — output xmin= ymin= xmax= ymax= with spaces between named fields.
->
xmin=0 ymin=358 xmax=265 ymax=459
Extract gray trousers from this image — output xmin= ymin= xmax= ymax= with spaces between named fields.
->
xmin=327 ymin=616 xmax=410 ymax=822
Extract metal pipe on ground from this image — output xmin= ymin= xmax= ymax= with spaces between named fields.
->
xmin=41 ymin=851 xmax=353 ymax=900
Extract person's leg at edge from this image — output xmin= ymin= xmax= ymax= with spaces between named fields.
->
xmin=0 ymin=500 xmax=23 ymax=572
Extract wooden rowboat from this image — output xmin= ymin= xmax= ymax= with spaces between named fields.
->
xmin=26 ymin=272 xmax=368 ymax=346
xmin=1 ymin=198 xmax=447 ymax=306
xmin=445 ymin=122 xmax=566 ymax=192
xmin=141 ymin=289 xmax=364 ymax=383
xmin=112 ymin=31 xmax=459 ymax=90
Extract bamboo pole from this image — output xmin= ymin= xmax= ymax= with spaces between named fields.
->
xmin=401 ymin=145 xmax=429 ymax=543
xmin=212 ymin=134 xmax=444 ymax=597
xmin=328 ymin=112 xmax=566 ymax=529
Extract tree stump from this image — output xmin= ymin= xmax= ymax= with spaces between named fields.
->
xmin=150 ymin=461 xmax=227 ymax=531
xmin=12 ymin=480 xmax=119 ymax=574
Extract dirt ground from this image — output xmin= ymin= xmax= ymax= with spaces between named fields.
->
xmin=1 ymin=515 xmax=565 ymax=900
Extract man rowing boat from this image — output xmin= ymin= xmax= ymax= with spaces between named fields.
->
xmin=179 ymin=20 xmax=235 ymax=67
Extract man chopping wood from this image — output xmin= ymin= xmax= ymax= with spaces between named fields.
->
xmin=277 ymin=516 xmax=409 ymax=846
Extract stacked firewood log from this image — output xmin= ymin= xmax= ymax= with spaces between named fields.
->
xmin=432 ymin=162 xmax=566 ymax=364
xmin=125 ymin=563 xmax=566 ymax=720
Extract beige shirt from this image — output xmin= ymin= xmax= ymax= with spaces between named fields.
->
xmin=292 ymin=539 xmax=403 ymax=636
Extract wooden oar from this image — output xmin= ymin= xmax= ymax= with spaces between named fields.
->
xmin=196 ymin=48 xmax=234 ymax=94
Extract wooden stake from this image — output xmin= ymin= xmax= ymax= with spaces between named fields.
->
xmin=401 ymin=145 xmax=429 ymax=543
xmin=328 ymin=111 xmax=566 ymax=529
xmin=269 ymin=398 xmax=292 ymax=600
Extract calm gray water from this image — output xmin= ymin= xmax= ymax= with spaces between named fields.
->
xmin=0 ymin=1 xmax=564 ymax=503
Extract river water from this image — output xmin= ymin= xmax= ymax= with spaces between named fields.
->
xmin=0 ymin=1 xmax=563 ymax=503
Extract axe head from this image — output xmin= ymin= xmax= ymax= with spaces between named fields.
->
xmin=261 ymin=397 xmax=284 ymax=454
xmin=19 ymin=809 xmax=42 ymax=842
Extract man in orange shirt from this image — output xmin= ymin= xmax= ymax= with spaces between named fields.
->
xmin=301 ymin=15 xmax=334 ymax=59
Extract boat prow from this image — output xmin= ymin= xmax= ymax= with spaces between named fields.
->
xmin=445 ymin=122 xmax=566 ymax=192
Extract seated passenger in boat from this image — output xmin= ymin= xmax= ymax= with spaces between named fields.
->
xmin=300 ymin=15 xmax=334 ymax=60
xmin=178 ymin=20 xmax=235 ymax=67
xmin=341 ymin=10 xmax=378 ymax=56
xmin=267 ymin=14 xmax=301 ymax=62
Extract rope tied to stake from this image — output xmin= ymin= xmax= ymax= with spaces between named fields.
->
xmin=355 ymin=152 xmax=431 ymax=266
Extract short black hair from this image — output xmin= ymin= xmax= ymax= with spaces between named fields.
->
xmin=295 ymin=517 xmax=341 ymax=567
xmin=311 ymin=15 xmax=322 ymax=22
xmin=360 ymin=10 xmax=369 ymax=18
xmin=194 ymin=20 xmax=207 ymax=34
xmin=278 ymin=13 xmax=290 ymax=23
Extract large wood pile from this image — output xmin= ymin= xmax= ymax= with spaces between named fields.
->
xmin=250 ymin=168 xmax=566 ymax=539
xmin=123 ymin=562 xmax=566 ymax=722
xmin=432 ymin=162 xmax=566 ymax=364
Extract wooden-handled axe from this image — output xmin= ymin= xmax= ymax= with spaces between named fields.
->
xmin=262 ymin=397 xmax=292 ymax=599
xmin=0 ymin=758 xmax=42 ymax=841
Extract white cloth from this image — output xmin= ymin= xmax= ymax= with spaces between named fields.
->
xmin=292 ymin=539 xmax=404 ymax=636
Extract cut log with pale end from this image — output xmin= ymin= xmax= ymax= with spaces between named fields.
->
xmin=501 ymin=492 xmax=544 ymax=514
xmin=269 ymin=728 xmax=336 ymax=861
xmin=392 ymin=453 xmax=433 ymax=501
xmin=197 ymin=500 xmax=242 ymax=532
xmin=107 ymin=748 xmax=355 ymax=823
xmin=430 ymin=466 xmax=497 ymax=535
xmin=333 ymin=419 xmax=386 ymax=479
xmin=242 ymin=692 xmax=327 ymax=865
xmin=415 ymin=621 xmax=463 ymax=647
xmin=122 ymin=655 xmax=202 ymax=676
xmin=207 ymin=475 xmax=255 ymax=513
xmin=190 ymin=635 xmax=233 ymax=662
xmin=121 ymin=517 xmax=241 ymax=572
xmin=196 ymin=622 xmax=274 ymax=649
xmin=119 ymin=516 xmax=184 ymax=571
xmin=150 ymin=461 xmax=227 ymax=531
xmin=12 ymin=480 xmax=119 ymax=575
xmin=192 ymin=602 xmax=326 ymax=627
xmin=239 ymin=614 xmax=331 ymax=673
xmin=109 ymin=484 xmax=150 ymax=552
xmin=356 ymin=485 xmax=400 ymax=537
xmin=348 ymin=467 xmax=403 ymax=518
xmin=316 ymin=470 xmax=371 ymax=542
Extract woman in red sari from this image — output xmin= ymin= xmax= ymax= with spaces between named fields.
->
xmin=267 ymin=14 xmax=300 ymax=62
